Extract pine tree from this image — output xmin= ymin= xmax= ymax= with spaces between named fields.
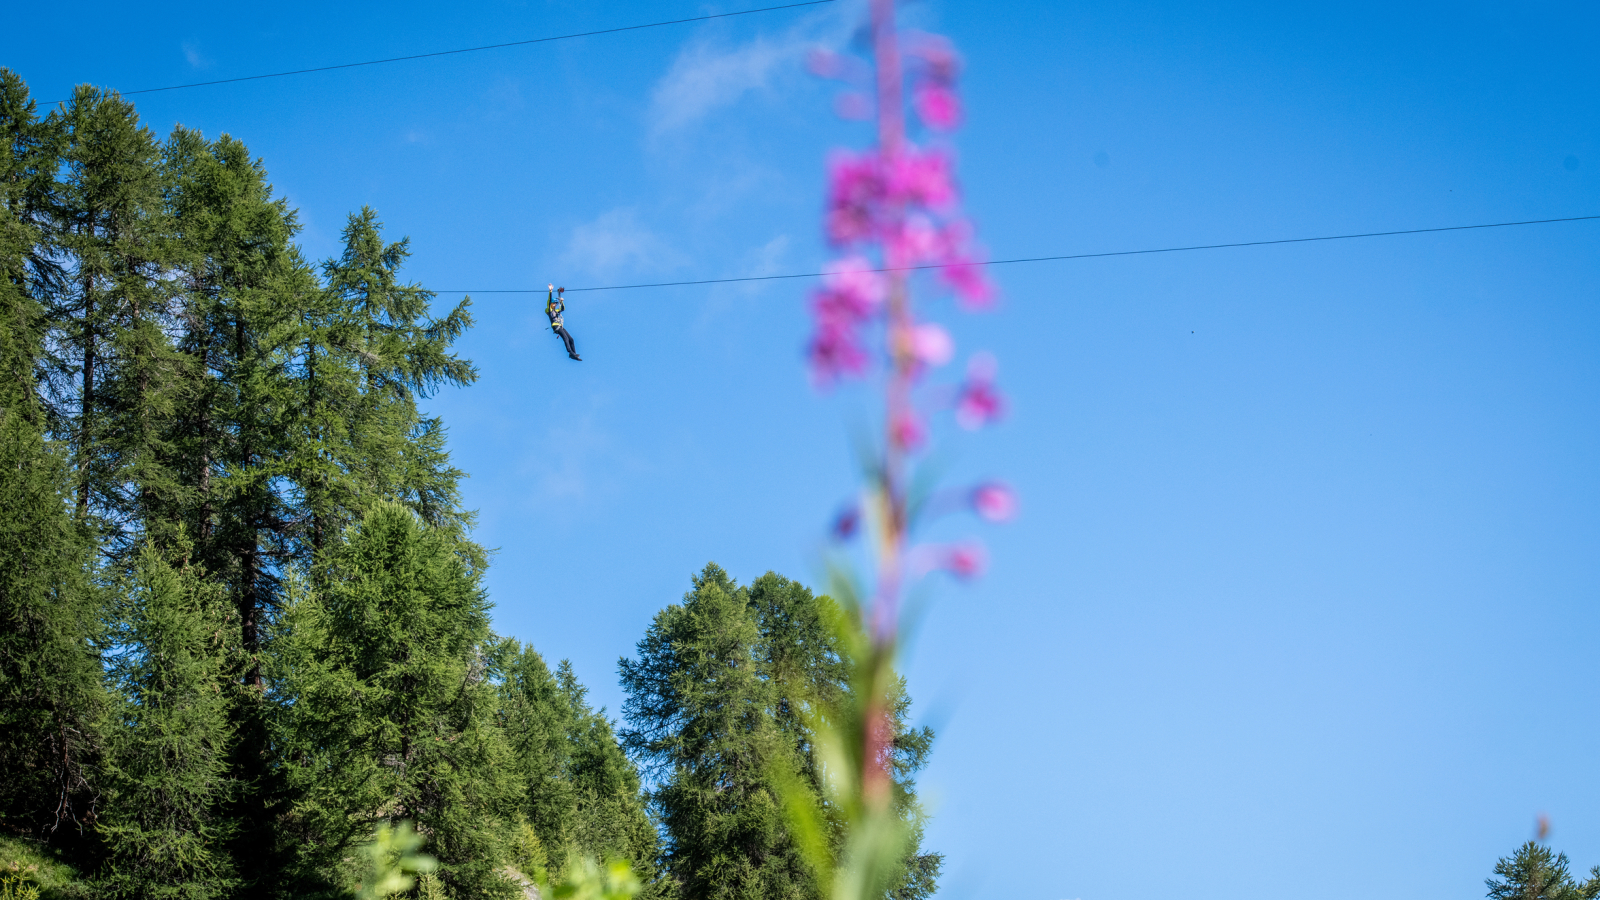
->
xmin=95 ymin=539 xmax=239 ymax=899
xmin=620 ymin=564 xmax=812 ymax=900
xmin=1488 ymin=843 xmax=1600 ymax=900
xmin=53 ymin=86 xmax=169 ymax=540
xmin=314 ymin=207 xmax=475 ymax=540
xmin=621 ymin=567 xmax=942 ymax=900
xmin=0 ymin=76 xmax=104 ymax=834
xmin=0 ymin=386 xmax=104 ymax=839
xmin=276 ymin=502 xmax=518 ymax=899
xmin=0 ymin=69 xmax=63 ymax=427
xmin=493 ymin=643 xmax=660 ymax=885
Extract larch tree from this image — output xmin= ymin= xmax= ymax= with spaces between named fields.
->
xmin=275 ymin=502 xmax=519 ymax=900
xmin=95 ymin=539 xmax=240 ymax=900
xmin=493 ymin=641 xmax=660 ymax=885
xmin=1488 ymin=843 xmax=1600 ymax=900
xmin=620 ymin=564 xmax=813 ymax=900
xmin=0 ymin=69 xmax=106 ymax=842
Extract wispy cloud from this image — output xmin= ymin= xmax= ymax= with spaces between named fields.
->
xmin=182 ymin=42 xmax=212 ymax=70
xmin=647 ymin=7 xmax=849 ymax=137
xmin=560 ymin=208 xmax=683 ymax=279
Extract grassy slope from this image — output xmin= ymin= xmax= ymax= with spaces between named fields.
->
xmin=0 ymin=835 xmax=88 ymax=899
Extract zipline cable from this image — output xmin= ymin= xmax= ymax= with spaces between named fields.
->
xmin=50 ymin=0 xmax=834 ymax=104
xmin=443 ymin=213 xmax=1600 ymax=294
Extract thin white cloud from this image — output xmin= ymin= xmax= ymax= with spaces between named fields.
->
xmin=560 ymin=208 xmax=683 ymax=278
xmin=647 ymin=5 xmax=852 ymax=137
xmin=182 ymin=42 xmax=212 ymax=69
xmin=650 ymin=34 xmax=797 ymax=135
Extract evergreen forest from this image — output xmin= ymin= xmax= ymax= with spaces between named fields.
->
xmin=0 ymin=71 xmax=941 ymax=900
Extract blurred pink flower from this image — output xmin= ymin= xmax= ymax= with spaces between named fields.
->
xmin=913 ymin=85 xmax=961 ymax=130
xmin=807 ymin=321 xmax=869 ymax=385
xmin=904 ymin=31 xmax=960 ymax=81
xmin=969 ymin=482 xmax=1017 ymax=522
xmin=885 ymin=148 xmax=955 ymax=209
xmin=911 ymin=322 xmax=953 ymax=367
xmin=815 ymin=256 xmax=885 ymax=317
xmin=890 ymin=409 xmax=927 ymax=451
xmin=887 ymin=214 xmax=946 ymax=265
xmin=941 ymin=258 xmax=995 ymax=309
xmin=955 ymin=353 xmax=1005 ymax=429
xmin=942 ymin=541 xmax=988 ymax=579
xmin=826 ymin=151 xmax=885 ymax=245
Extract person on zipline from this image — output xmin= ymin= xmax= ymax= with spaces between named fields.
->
xmin=546 ymin=284 xmax=581 ymax=361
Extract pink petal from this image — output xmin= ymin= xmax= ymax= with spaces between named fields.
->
xmin=891 ymin=409 xmax=927 ymax=452
xmin=913 ymin=85 xmax=962 ymax=131
xmin=912 ymin=322 xmax=954 ymax=367
xmin=942 ymin=541 xmax=988 ymax=579
xmin=970 ymin=482 xmax=1018 ymax=522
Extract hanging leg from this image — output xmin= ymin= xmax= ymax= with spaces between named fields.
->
xmin=554 ymin=325 xmax=581 ymax=360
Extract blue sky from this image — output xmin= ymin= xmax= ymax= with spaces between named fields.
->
xmin=6 ymin=1 xmax=1599 ymax=897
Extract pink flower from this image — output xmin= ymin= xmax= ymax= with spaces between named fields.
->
xmin=911 ymin=322 xmax=953 ymax=367
xmin=812 ymin=256 xmax=885 ymax=323
xmin=941 ymin=257 xmax=995 ymax=309
xmin=887 ymin=214 xmax=946 ymax=265
xmin=969 ymin=482 xmax=1017 ymax=522
xmin=826 ymin=151 xmax=885 ymax=245
xmin=885 ymin=148 xmax=955 ymax=209
xmin=905 ymin=31 xmax=961 ymax=82
xmin=913 ymin=85 xmax=962 ymax=130
xmin=955 ymin=353 xmax=1005 ymax=429
xmin=891 ymin=409 xmax=927 ymax=451
xmin=807 ymin=321 xmax=869 ymax=386
xmin=942 ymin=541 xmax=988 ymax=579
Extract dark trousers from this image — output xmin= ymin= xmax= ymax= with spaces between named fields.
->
xmin=553 ymin=324 xmax=577 ymax=356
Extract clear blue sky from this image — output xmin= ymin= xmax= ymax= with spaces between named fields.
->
xmin=6 ymin=1 xmax=1599 ymax=897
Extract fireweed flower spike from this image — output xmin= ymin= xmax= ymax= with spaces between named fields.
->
xmin=784 ymin=3 xmax=1014 ymax=900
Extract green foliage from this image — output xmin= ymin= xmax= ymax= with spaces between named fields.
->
xmin=93 ymin=540 xmax=239 ymax=899
xmin=537 ymin=858 xmax=643 ymax=900
xmin=0 ymin=402 xmax=104 ymax=837
xmin=352 ymin=821 xmax=438 ymax=900
xmin=1488 ymin=842 xmax=1600 ymax=900
xmin=493 ymin=640 xmax=660 ymax=886
xmin=0 ymin=863 xmax=41 ymax=900
xmin=0 ymin=837 xmax=86 ymax=900
xmin=762 ymin=572 xmax=941 ymax=900
xmin=620 ymin=565 xmax=937 ymax=900
xmin=276 ymin=502 xmax=518 ymax=899
xmin=621 ymin=564 xmax=810 ymax=900
xmin=0 ymin=66 xmax=676 ymax=900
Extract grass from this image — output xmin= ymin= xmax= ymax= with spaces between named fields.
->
xmin=0 ymin=835 xmax=88 ymax=900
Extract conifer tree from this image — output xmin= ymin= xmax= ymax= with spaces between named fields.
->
xmin=276 ymin=502 xmax=518 ymax=899
xmin=1488 ymin=843 xmax=1600 ymax=900
xmin=0 ymin=69 xmax=62 ymax=426
xmin=54 ymin=86 xmax=169 ymax=540
xmin=620 ymin=564 xmax=812 ymax=900
xmin=0 ymin=383 xmax=104 ymax=839
xmin=621 ymin=567 xmax=942 ymax=900
xmin=494 ymin=640 xmax=660 ymax=884
xmin=95 ymin=539 xmax=239 ymax=899
xmin=0 ymin=77 xmax=104 ymax=833
xmin=313 ymin=207 xmax=475 ymax=541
